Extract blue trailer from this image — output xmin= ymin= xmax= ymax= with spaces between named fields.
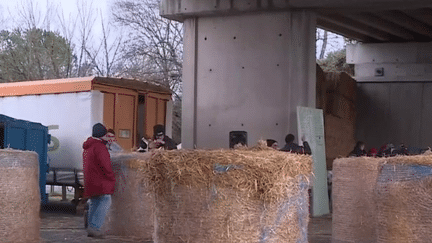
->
xmin=0 ymin=114 xmax=50 ymax=204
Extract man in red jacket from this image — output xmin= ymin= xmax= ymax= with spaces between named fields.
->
xmin=83 ymin=123 xmax=116 ymax=238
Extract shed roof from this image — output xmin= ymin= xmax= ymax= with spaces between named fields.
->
xmin=0 ymin=76 xmax=172 ymax=97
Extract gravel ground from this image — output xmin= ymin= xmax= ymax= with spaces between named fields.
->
xmin=40 ymin=200 xmax=332 ymax=243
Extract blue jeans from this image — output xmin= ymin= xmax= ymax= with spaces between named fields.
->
xmin=88 ymin=194 xmax=112 ymax=231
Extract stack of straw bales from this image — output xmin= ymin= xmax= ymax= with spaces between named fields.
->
xmin=109 ymin=141 xmax=313 ymax=242
xmin=333 ymin=153 xmax=432 ymax=243
xmin=376 ymin=154 xmax=432 ymax=242
xmin=105 ymin=153 xmax=155 ymax=241
xmin=0 ymin=149 xmax=40 ymax=242
xmin=332 ymin=157 xmax=381 ymax=243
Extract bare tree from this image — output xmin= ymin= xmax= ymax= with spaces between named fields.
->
xmin=316 ymin=28 xmax=345 ymax=60
xmin=84 ymin=10 xmax=123 ymax=77
xmin=0 ymin=5 xmax=7 ymax=29
xmin=76 ymin=0 xmax=97 ymax=77
xmin=113 ymin=0 xmax=183 ymax=142
xmin=57 ymin=9 xmax=78 ymax=78
xmin=113 ymin=0 xmax=183 ymax=98
xmin=14 ymin=0 xmax=56 ymax=31
xmin=319 ymin=30 xmax=328 ymax=59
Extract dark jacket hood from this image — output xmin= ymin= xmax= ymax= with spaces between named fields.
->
xmin=83 ymin=137 xmax=107 ymax=149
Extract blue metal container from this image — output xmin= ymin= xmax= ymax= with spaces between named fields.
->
xmin=0 ymin=114 xmax=50 ymax=204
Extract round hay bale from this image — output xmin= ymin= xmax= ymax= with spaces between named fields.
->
xmin=375 ymin=154 xmax=432 ymax=242
xmin=332 ymin=157 xmax=382 ymax=243
xmin=105 ymin=153 xmax=155 ymax=241
xmin=142 ymin=142 xmax=313 ymax=242
xmin=0 ymin=149 xmax=40 ymax=242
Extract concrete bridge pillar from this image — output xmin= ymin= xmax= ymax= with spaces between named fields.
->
xmin=162 ymin=2 xmax=317 ymax=149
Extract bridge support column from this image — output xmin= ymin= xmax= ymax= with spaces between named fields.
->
xmin=180 ymin=11 xmax=316 ymax=149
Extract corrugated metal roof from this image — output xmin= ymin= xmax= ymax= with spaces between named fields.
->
xmin=0 ymin=76 xmax=172 ymax=97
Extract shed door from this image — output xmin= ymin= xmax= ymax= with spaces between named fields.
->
xmin=102 ymin=91 xmax=137 ymax=150
xmin=116 ymin=94 xmax=135 ymax=150
xmin=146 ymin=97 xmax=157 ymax=138
xmin=103 ymin=93 xmax=115 ymax=130
xmin=157 ymin=99 xmax=167 ymax=125
xmin=144 ymin=96 xmax=168 ymax=138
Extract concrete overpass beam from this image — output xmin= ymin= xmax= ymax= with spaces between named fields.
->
xmin=318 ymin=19 xmax=377 ymax=42
xmin=319 ymin=14 xmax=396 ymax=42
xmin=343 ymin=13 xmax=415 ymax=41
xmin=161 ymin=0 xmax=432 ymax=21
xmin=180 ymin=11 xmax=316 ymax=149
xmin=375 ymin=10 xmax=432 ymax=38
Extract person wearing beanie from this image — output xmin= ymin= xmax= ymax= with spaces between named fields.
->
xmin=348 ymin=141 xmax=367 ymax=157
xmin=148 ymin=124 xmax=177 ymax=150
xmin=82 ymin=123 xmax=115 ymax=238
xmin=280 ymin=133 xmax=312 ymax=155
xmin=92 ymin=123 xmax=108 ymax=138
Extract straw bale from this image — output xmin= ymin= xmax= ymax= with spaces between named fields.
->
xmin=327 ymin=92 xmax=355 ymax=121
xmin=325 ymin=72 xmax=357 ymax=103
xmin=0 ymin=149 xmax=40 ymax=243
xmin=332 ymin=157 xmax=382 ymax=243
xmin=133 ymin=141 xmax=312 ymax=242
xmin=105 ymin=153 xmax=155 ymax=240
xmin=316 ymin=64 xmax=326 ymax=110
xmin=376 ymin=154 xmax=432 ymax=242
xmin=324 ymin=114 xmax=355 ymax=169
xmin=381 ymin=152 xmax=432 ymax=166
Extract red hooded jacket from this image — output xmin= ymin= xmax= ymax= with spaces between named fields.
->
xmin=83 ymin=137 xmax=116 ymax=198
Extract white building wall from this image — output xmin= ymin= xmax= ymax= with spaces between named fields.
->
xmin=182 ymin=11 xmax=316 ymax=149
xmin=0 ymin=91 xmax=104 ymax=169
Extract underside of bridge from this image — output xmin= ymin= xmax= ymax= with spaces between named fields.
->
xmin=160 ymin=0 xmax=432 ymax=216
xmin=160 ymin=0 xmax=432 ymax=148
xmin=161 ymin=0 xmax=432 ymax=43
xmin=317 ymin=7 xmax=432 ymax=43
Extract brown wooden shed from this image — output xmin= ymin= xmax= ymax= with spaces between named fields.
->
xmin=0 ymin=76 xmax=172 ymax=151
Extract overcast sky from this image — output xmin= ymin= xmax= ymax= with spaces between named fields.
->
xmin=0 ymin=0 xmax=113 ymax=33
xmin=0 ymin=0 xmax=345 ymax=59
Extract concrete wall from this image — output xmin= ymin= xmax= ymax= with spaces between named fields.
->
xmin=348 ymin=42 xmax=432 ymax=150
xmin=182 ymin=11 xmax=316 ymax=149
xmin=347 ymin=42 xmax=432 ymax=82
xmin=356 ymin=82 xmax=432 ymax=150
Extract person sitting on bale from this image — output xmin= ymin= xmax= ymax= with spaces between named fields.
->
xmin=377 ymin=143 xmax=395 ymax=157
xmin=266 ymin=139 xmax=279 ymax=149
xmin=137 ymin=135 xmax=150 ymax=152
xmin=280 ymin=134 xmax=311 ymax=155
xmin=368 ymin=148 xmax=378 ymax=157
xmin=148 ymin=124 xmax=177 ymax=150
xmin=348 ymin=141 xmax=367 ymax=157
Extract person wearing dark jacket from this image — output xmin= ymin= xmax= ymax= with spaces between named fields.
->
xmin=148 ymin=124 xmax=177 ymax=150
xmin=83 ymin=123 xmax=116 ymax=238
xmin=266 ymin=139 xmax=278 ymax=149
xmin=348 ymin=141 xmax=367 ymax=157
xmin=280 ymin=134 xmax=312 ymax=155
